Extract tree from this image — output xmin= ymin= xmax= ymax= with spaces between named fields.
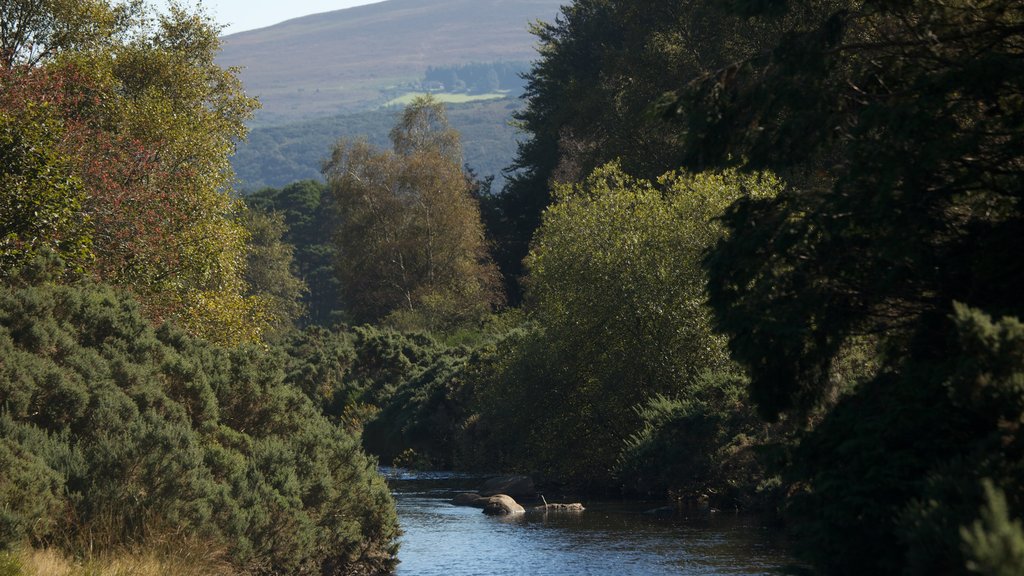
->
xmin=491 ymin=0 xmax=792 ymax=302
xmin=246 ymin=180 xmax=345 ymax=327
xmin=476 ymin=163 xmax=782 ymax=487
xmin=323 ymin=96 xmax=502 ymax=330
xmin=0 ymin=1 xmax=264 ymax=344
xmin=0 ymin=99 xmax=90 ymax=278
xmin=0 ymin=0 xmax=136 ymax=69
xmin=243 ymin=208 xmax=307 ymax=339
xmin=669 ymin=0 xmax=1024 ymax=572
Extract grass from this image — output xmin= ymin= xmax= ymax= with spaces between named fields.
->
xmin=383 ymin=91 xmax=510 ymax=107
xmin=0 ymin=545 xmax=235 ymax=576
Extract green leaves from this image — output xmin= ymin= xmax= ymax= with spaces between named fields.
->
xmin=323 ymin=97 xmax=502 ymax=330
xmin=0 ymin=281 xmax=399 ymax=573
xmin=961 ymin=480 xmax=1024 ymax=576
xmin=0 ymin=103 xmax=91 ymax=279
xmin=1 ymin=1 xmax=264 ymax=344
xmin=475 ymin=163 xmax=781 ymax=487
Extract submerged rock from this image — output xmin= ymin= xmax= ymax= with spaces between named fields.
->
xmin=536 ymin=502 xmax=585 ymax=512
xmin=451 ymin=492 xmax=487 ymax=507
xmin=480 ymin=475 xmax=535 ymax=498
xmin=482 ymin=494 xmax=526 ymax=515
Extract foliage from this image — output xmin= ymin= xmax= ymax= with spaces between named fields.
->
xmin=277 ymin=324 xmax=446 ymax=421
xmin=0 ymin=1 xmax=265 ymax=345
xmin=0 ymin=102 xmax=90 ymax=279
xmin=490 ymin=0 xmax=791 ymax=301
xmin=961 ymin=480 xmax=1024 ymax=576
xmin=0 ymin=281 xmax=399 ymax=575
xmin=362 ymin=351 xmax=476 ymax=469
xmin=645 ymin=0 xmax=1024 ymax=572
xmin=473 ymin=163 xmax=781 ymax=488
xmin=778 ymin=305 xmax=1024 ymax=575
xmin=245 ymin=180 xmax=344 ymax=327
xmin=272 ymin=321 xmax=487 ymax=468
xmin=0 ymin=0 xmax=137 ymax=69
xmin=242 ymin=208 xmax=307 ymax=340
xmin=323 ymin=96 xmax=503 ymax=330
xmin=617 ymin=368 xmax=774 ymax=507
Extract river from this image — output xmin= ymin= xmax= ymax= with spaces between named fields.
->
xmin=385 ymin=469 xmax=790 ymax=576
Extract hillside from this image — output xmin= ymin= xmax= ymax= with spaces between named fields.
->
xmin=233 ymin=98 xmax=524 ymax=193
xmin=218 ymin=0 xmax=562 ymax=124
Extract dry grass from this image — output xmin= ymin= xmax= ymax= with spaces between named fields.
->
xmin=5 ymin=544 xmax=236 ymax=576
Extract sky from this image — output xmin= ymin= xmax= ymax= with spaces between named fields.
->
xmin=160 ymin=0 xmax=387 ymax=34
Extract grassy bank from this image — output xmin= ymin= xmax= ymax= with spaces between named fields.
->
xmin=0 ymin=545 xmax=232 ymax=576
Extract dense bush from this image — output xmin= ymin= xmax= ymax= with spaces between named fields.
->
xmin=617 ymin=368 xmax=777 ymax=508
xmin=467 ymin=165 xmax=782 ymax=492
xmin=362 ymin=352 xmax=477 ymax=469
xmin=784 ymin=305 xmax=1024 ymax=575
xmin=0 ymin=282 xmax=398 ymax=575
xmin=272 ymin=322 xmax=478 ymax=469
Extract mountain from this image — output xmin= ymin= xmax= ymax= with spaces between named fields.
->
xmin=218 ymin=0 xmax=563 ymax=125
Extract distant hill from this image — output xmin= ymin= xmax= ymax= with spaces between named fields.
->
xmin=233 ymin=98 xmax=525 ymax=193
xmin=218 ymin=0 xmax=562 ymax=125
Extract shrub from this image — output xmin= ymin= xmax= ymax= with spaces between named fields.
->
xmin=0 ymin=282 xmax=398 ymax=575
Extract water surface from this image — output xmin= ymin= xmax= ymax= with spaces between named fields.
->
xmin=387 ymin=469 xmax=789 ymax=576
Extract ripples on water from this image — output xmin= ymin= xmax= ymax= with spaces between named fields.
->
xmin=384 ymin=469 xmax=789 ymax=576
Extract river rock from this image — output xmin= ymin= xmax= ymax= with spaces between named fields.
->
xmin=452 ymin=492 xmax=487 ymax=507
xmin=480 ymin=475 xmax=535 ymax=498
xmin=536 ymin=502 xmax=585 ymax=512
xmin=482 ymin=494 xmax=526 ymax=515
xmin=643 ymin=505 xmax=676 ymax=516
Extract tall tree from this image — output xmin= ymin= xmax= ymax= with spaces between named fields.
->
xmin=672 ymin=0 xmax=1024 ymax=572
xmin=246 ymin=180 xmax=344 ymax=327
xmin=0 ymin=1 xmax=263 ymax=344
xmin=323 ymin=96 xmax=502 ymax=330
xmin=492 ymin=0 xmax=790 ymax=301
xmin=243 ymin=208 xmax=307 ymax=339
xmin=477 ymin=163 xmax=781 ymax=487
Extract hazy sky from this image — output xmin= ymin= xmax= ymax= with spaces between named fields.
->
xmin=162 ymin=0 xmax=387 ymax=34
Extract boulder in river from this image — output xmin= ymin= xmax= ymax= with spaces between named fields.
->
xmin=482 ymin=494 xmax=526 ymax=515
xmin=480 ymin=475 xmax=535 ymax=498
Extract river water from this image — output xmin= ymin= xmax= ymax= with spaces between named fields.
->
xmin=385 ymin=469 xmax=790 ymax=576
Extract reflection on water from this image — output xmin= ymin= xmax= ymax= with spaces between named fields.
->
xmin=385 ymin=469 xmax=789 ymax=576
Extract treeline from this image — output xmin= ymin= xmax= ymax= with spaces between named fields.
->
xmin=242 ymin=0 xmax=1024 ymax=575
xmin=422 ymin=61 xmax=528 ymax=94
xmin=477 ymin=0 xmax=1024 ymax=574
xmin=0 ymin=2 xmax=399 ymax=574
xmin=5 ymin=0 xmax=1023 ymax=574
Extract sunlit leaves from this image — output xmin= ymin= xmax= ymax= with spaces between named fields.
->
xmin=0 ymin=102 xmax=91 ymax=278
xmin=529 ymin=163 xmax=782 ymax=389
xmin=483 ymin=162 xmax=782 ymax=485
xmin=323 ymin=96 xmax=502 ymax=330
xmin=0 ymin=1 xmax=264 ymax=343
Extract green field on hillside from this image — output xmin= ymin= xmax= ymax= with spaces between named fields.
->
xmin=384 ymin=91 xmax=510 ymax=107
